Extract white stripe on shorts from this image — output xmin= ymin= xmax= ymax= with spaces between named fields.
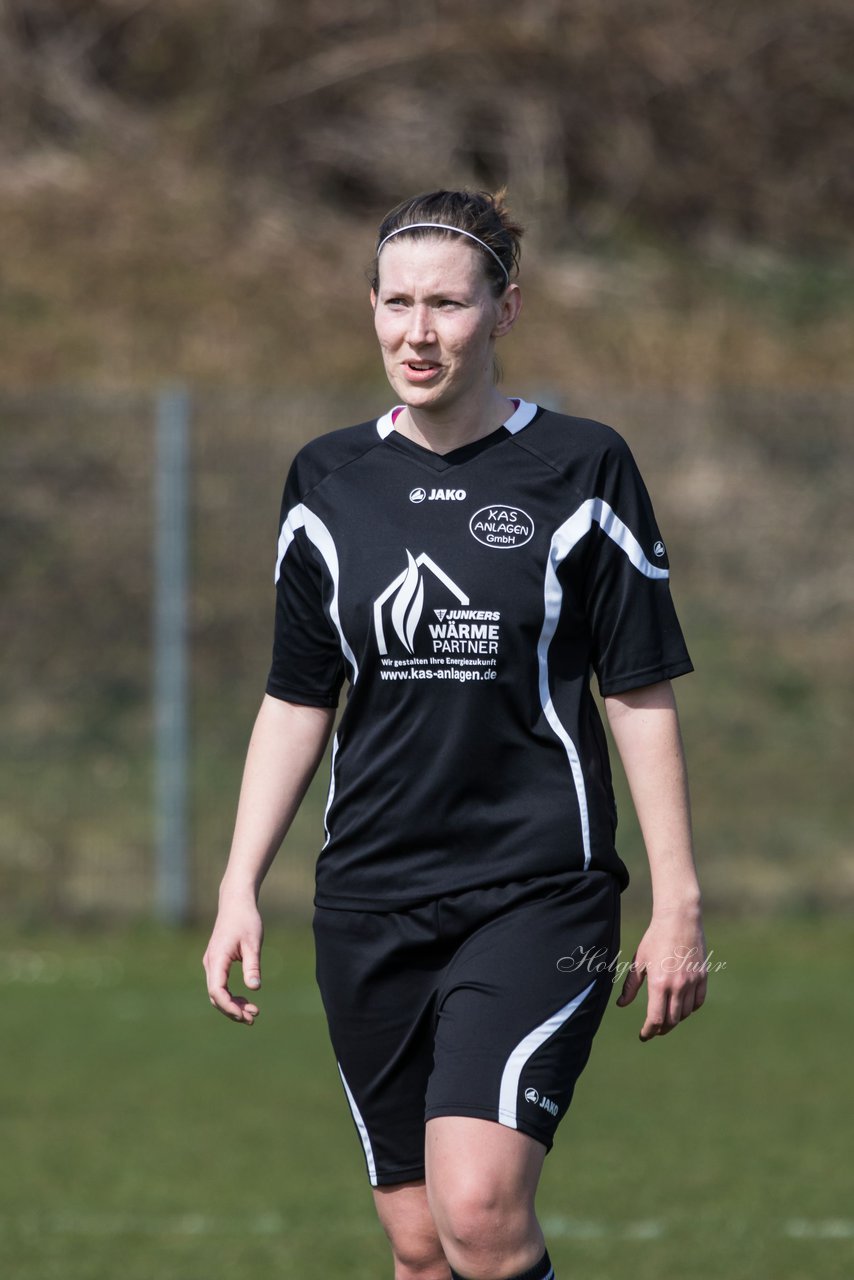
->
xmin=497 ymin=980 xmax=596 ymax=1129
xmin=337 ymin=1063 xmax=378 ymax=1186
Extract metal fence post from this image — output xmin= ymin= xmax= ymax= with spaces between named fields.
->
xmin=154 ymin=385 xmax=190 ymax=924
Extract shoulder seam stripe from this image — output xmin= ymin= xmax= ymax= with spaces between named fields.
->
xmin=538 ymin=498 xmax=669 ymax=868
xmin=293 ymin=429 xmax=389 ymax=508
xmin=507 ymin=433 xmax=568 ymax=477
xmin=274 ymin=502 xmax=359 ymax=684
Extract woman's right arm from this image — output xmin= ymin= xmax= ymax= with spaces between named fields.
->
xmin=202 ymin=694 xmax=336 ymax=1024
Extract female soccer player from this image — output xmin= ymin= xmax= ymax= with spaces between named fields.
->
xmin=203 ymin=189 xmax=707 ymax=1280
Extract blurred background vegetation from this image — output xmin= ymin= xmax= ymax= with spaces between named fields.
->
xmin=1 ymin=0 xmax=852 ymax=921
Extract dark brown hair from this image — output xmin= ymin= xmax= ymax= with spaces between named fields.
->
xmin=371 ymin=189 xmax=524 ymax=296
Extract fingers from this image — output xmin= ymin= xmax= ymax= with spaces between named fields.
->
xmin=202 ymin=900 xmax=265 ymax=1026
xmin=638 ymin=974 xmax=705 ymax=1041
xmin=219 ymin=993 xmax=261 ymax=1025
xmin=638 ymin=985 xmax=668 ymax=1041
xmin=210 ymin=983 xmax=260 ymax=1025
xmin=242 ymin=944 xmax=262 ymax=993
xmin=639 ymin=986 xmax=676 ymax=1041
xmin=620 ymin=923 xmax=710 ymax=1042
xmin=615 ymin=954 xmax=643 ymax=1007
xmin=203 ymin=948 xmax=261 ymax=1026
xmin=692 ymin=973 xmax=708 ymax=1012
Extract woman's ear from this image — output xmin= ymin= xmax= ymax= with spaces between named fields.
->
xmin=492 ymin=284 xmax=522 ymax=338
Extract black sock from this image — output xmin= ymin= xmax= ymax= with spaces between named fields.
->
xmin=449 ymin=1248 xmax=553 ymax=1280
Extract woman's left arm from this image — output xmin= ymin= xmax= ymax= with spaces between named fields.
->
xmin=604 ymin=679 xmax=708 ymax=1040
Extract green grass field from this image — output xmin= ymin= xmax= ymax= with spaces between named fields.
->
xmin=1 ymin=917 xmax=852 ymax=1280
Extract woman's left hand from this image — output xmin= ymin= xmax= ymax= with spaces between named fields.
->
xmin=616 ymin=909 xmax=708 ymax=1041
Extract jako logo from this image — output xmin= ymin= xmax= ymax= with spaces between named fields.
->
xmin=653 ymin=540 xmax=666 ymax=557
xmin=373 ymin=552 xmax=469 ymax=655
xmin=411 ymin=487 xmax=467 ymax=502
xmin=524 ymin=1086 xmax=558 ymax=1116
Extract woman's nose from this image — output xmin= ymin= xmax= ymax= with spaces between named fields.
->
xmin=407 ymin=305 xmax=434 ymax=344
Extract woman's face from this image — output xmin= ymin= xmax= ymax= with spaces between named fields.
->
xmin=371 ymin=236 xmax=519 ymax=416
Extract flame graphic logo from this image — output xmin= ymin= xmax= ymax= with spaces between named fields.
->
xmin=373 ymin=552 xmax=469 ymax=656
xmin=389 ymin=551 xmax=425 ymax=653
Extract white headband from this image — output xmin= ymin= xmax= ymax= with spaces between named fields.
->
xmin=376 ymin=223 xmax=510 ymax=285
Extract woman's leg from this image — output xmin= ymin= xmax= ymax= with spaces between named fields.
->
xmin=372 ymin=1180 xmax=450 ymax=1280
xmin=425 ymin=1117 xmax=549 ymax=1280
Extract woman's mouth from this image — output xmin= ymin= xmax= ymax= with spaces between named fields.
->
xmin=403 ymin=361 xmax=441 ymax=383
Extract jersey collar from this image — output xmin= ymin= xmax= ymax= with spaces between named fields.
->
xmin=375 ymin=397 xmax=539 ymax=441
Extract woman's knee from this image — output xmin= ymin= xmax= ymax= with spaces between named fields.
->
xmin=430 ymin=1175 xmax=534 ymax=1263
xmin=385 ymin=1222 xmax=448 ymax=1280
xmin=391 ymin=1249 xmax=449 ymax=1280
xmin=373 ymin=1181 xmax=449 ymax=1280
xmin=425 ymin=1118 xmax=546 ymax=1274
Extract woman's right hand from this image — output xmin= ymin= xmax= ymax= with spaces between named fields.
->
xmin=202 ymin=891 xmax=264 ymax=1025
xmin=201 ymin=696 xmax=334 ymax=1026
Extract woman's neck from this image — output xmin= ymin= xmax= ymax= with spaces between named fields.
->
xmin=397 ymin=391 xmax=515 ymax=456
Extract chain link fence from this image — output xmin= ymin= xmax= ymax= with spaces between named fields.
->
xmin=2 ymin=387 xmax=852 ymax=921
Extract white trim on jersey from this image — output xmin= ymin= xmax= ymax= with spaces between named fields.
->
xmin=376 ymin=408 xmax=397 ymax=438
xmin=547 ymin=497 xmax=670 ymax=585
xmin=337 ymin=1064 xmax=378 ymax=1187
xmin=587 ymin=498 xmax=671 ymax=580
xmin=275 ymin=503 xmax=359 ymax=683
xmin=497 ymin=980 xmax=596 ymax=1129
xmin=375 ymin=398 xmax=538 ymax=441
xmin=502 ymin=397 xmax=538 ymax=434
xmin=321 ymin=731 xmax=341 ymax=850
xmin=538 ymin=497 xmax=670 ymax=867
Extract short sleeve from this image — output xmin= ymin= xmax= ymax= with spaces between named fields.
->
xmin=578 ymin=440 xmax=693 ymax=697
xmin=265 ymin=465 xmax=346 ymax=708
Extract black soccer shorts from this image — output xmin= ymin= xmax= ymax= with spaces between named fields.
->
xmin=313 ymin=870 xmax=620 ymax=1186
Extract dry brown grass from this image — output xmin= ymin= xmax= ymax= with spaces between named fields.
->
xmin=1 ymin=153 xmax=852 ymax=394
xmin=1 ymin=0 xmax=852 ymax=392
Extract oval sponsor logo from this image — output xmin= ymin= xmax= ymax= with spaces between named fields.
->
xmin=469 ymin=504 xmax=535 ymax=549
xmin=653 ymin=539 xmax=666 ymax=557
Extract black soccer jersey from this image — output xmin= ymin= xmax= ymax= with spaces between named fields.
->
xmin=267 ymin=399 xmax=693 ymax=908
